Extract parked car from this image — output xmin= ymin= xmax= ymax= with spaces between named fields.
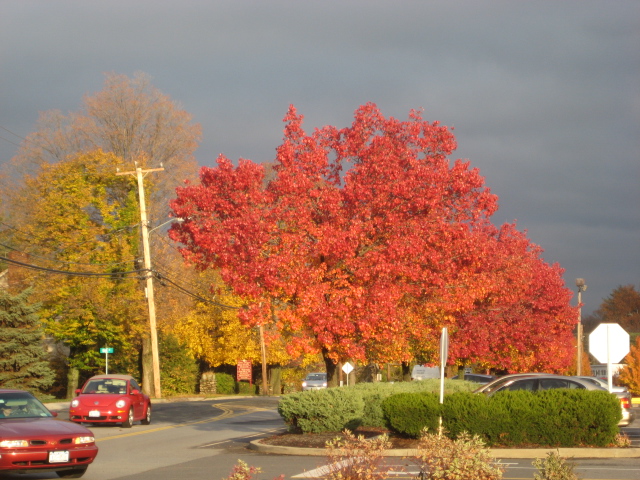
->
xmin=573 ymin=376 xmax=627 ymax=393
xmin=69 ymin=374 xmax=151 ymax=428
xmin=473 ymin=373 xmax=548 ymax=395
xmin=451 ymin=373 xmax=496 ymax=385
xmin=302 ymin=373 xmax=327 ymax=391
xmin=0 ymin=389 xmax=98 ymax=478
xmin=477 ymin=373 xmax=633 ymax=426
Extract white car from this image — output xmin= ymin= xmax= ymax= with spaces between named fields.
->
xmin=302 ymin=373 xmax=327 ymax=391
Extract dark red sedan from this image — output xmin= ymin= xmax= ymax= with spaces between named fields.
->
xmin=0 ymin=389 xmax=97 ymax=478
xmin=69 ymin=374 xmax=151 ymax=428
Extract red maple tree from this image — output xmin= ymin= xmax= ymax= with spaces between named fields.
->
xmin=169 ymin=103 xmax=576 ymax=382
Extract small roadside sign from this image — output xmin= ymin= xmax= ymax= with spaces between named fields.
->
xmin=342 ymin=362 xmax=354 ymax=386
xmin=100 ymin=347 xmax=114 ymax=374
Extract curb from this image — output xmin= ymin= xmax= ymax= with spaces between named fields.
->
xmin=248 ymin=439 xmax=640 ymax=459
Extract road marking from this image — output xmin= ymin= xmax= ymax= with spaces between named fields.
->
xmin=197 ymin=427 xmax=284 ymax=448
xmin=95 ymin=403 xmax=269 ymax=442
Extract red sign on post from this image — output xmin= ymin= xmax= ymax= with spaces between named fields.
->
xmin=237 ymin=360 xmax=252 ymax=383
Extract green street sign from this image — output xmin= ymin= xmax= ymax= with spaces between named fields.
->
xmin=100 ymin=347 xmax=114 ymax=354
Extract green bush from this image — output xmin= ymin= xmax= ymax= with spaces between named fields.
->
xmin=236 ymin=380 xmax=257 ymax=395
xmin=486 ymin=389 xmax=621 ymax=447
xmin=532 ymin=390 xmax=620 ymax=447
xmin=159 ymin=334 xmax=199 ymax=396
xmin=382 ymin=392 xmax=442 ymax=438
xmin=441 ymin=391 xmax=492 ymax=440
xmin=485 ymin=390 xmax=539 ymax=446
xmin=380 ymin=388 xmax=621 ymax=447
xmin=277 ymin=379 xmax=477 ymax=434
xmin=215 ymin=373 xmax=236 ymax=394
xmin=278 ymin=387 xmax=365 ymax=433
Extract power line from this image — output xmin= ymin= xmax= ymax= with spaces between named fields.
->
xmin=0 ymin=135 xmax=21 ymax=148
xmin=154 ymin=270 xmax=238 ymax=310
xmin=0 ymin=254 xmax=144 ymax=278
xmin=0 ymin=126 xmax=27 ymax=140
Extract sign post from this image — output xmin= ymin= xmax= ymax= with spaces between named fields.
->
xmin=100 ymin=347 xmax=114 ymax=374
xmin=342 ymin=362 xmax=354 ymax=387
xmin=438 ymin=327 xmax=449 ymax=436
xmin=237 ymin=360 xmax=252 ymax=385
xmin=589 ymin=323 xmax=630 ymax=392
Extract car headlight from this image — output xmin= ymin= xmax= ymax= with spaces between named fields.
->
xmin=71 ymin=399 xmax=79 ymax=407
xmin=302 ymin=382 xmax=307 ymax=387
xmin=74 ymin=436 xmax=95 ymax=444
xmin=0 ymin=440 xmax=29 ymax=448
xmin=116 ymin=400 xmax=126 ymax=408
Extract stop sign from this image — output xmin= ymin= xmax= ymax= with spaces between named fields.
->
xmin=589 ymin=323 xmax=630 ymax=364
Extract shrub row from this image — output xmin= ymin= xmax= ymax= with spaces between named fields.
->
xmin=277 ymin=379 xmax=476 ymax=434
xmin=215 ymin=373 xmax=258 ymax=395
xmin=278 ymin=381 xmax=622 ymax=447
xmin=382 ymin=389 xmax=622 ymax=447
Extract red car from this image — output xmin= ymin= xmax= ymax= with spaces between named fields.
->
xmin=0 ymin=389 xmax=97 ymax=478
xmin=69 ymin=374 xmax=151 ymax=428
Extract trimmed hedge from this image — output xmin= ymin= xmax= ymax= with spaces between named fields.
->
xmin=278 ymin=387 xmax=365 ymax=433
xmin=278 ymin=379 xmax=476 ymax=433
xmin=381 ymin=392 xmax=441 ymax=437
xmin=383 ymin=389 xmax=622 ymax=447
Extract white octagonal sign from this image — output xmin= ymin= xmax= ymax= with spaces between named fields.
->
xmin=589 ymin=323 xmax=630 ymax=364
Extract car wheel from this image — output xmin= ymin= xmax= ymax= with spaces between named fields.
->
xmin=141 ymin=404 xmax=151 ymax=425
xmin=122 ymin=407 xmax=134 ymax=428
xmin=56 ymin=467 xmax=88 ymax=478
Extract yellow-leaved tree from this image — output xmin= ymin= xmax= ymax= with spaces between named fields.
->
xmin=618 ymin=336 xmax=640 ymax=396
xmin=8 ymin=150 xmax=148 ymax=397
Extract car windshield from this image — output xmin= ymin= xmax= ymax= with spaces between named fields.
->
xmin=0 ymin=392 xmax=53 ymax=418
xmin=306 ymin=374 xmax=326 ymax=381
xmin=82 ymin=379 xmax=128 ymax=394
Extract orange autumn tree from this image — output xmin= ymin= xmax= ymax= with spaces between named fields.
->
xmin=169 ymin=104 xmax=575 ymax=384
xmin=452 ymin=223 xmax=577 ymax=374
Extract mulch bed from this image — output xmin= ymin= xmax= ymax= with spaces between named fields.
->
xmin=259 ymin=427 xmax=421 ymax=450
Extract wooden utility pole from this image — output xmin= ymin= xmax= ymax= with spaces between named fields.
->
xmin=116 ymin=164 xmax=164 ymax=399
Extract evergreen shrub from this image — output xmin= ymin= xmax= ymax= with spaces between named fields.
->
xmin=277 ymin=379 xmax=477 ymax=433
xmin=236 ymin=380 xmax=257 ymax=395
xmin=380 ymin=388 xmax=621 ymax=447
xmin=485 ymin=390 xmax=621 ymax=447
xmin=215 ymin=373 xmax=236 ymax=394
xmin=159 ymin=334 xmax=199 ymax=396
xmin=531 ymin=390 xmax=620 ymax=447
xmin=441 ymin=391 xmax=492 ymax=439
xmin=381 ymin=392 xmax=441 ymax=438
xmin=485 ymin=390 xmax=539 ymax=446
xmin=278 ymin=387 xmax=365 ymax=433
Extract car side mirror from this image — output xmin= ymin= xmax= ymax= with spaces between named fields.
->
xmin=50 ymin=411 xmax=58 ymax=417
xmin=75 ymin=389 xmax=81 ymax=395
xmin=131 ymin=389 xmax=139 ymax=394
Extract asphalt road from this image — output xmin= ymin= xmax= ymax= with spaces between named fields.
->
xmin=1 ymin=397 xmax=636 ymax=480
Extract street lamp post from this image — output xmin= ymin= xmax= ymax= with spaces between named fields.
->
xmin=576 ymin=278 xmax=587 ymax=376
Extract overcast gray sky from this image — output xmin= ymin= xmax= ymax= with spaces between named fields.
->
xmin=1 ymin=1 xmax=638 ymax=316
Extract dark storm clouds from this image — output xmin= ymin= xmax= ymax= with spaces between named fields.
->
xmin=1 ymin=0 xmax=638 ymax=315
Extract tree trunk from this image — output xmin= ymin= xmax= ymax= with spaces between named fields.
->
xmin=141 ymin=336 xmax=153 ymax=396
xmin=322 ymin=348 xmax=338 ymax=387
xmin=66 ymin=367 xmax=79 ymax=399
xmin=269 ymin=364 xmax=282 ymax=395
xmin=401 ymin=361 xmax=411 ymax=382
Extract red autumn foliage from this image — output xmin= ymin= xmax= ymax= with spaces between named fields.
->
xmin=169 ymin=103 xmax=577 ymax=378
